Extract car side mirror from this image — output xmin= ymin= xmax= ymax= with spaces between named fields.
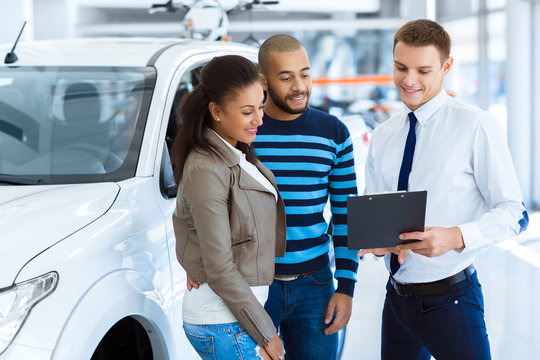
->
xmin=165 ymin=183 xmax=178 ymax=198
xmin=160 ymin=144 xmax=177 ymax=199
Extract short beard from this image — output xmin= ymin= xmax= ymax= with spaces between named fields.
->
xmin=267 ymin=83 xmax=309 ymax=115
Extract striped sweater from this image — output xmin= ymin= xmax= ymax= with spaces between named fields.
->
xmin=253 ymin=107 xmax=359 ymax=296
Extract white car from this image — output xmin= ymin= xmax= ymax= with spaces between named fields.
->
xmin=0 ymin=38 xmax=257 ymax=359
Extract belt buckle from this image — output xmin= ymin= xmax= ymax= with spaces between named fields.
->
xmin=397 ymin=284 xmax=414 ymax=297
xmin=391 ymin=277 xmax=413 ymax=297
xmin=274 ymin=275 xmax=298 ymax=281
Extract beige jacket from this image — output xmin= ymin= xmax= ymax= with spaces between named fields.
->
xmin=173 ymin=128 xmax=286 ymax=346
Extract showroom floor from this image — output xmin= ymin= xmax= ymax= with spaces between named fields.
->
xmin=341 ymin=212 xmax=540 ymax=360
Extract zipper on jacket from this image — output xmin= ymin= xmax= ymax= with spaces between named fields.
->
xmin=241 ymin=307 xmax=271 ymax=345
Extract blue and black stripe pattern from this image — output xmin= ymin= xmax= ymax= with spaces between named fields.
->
xmin=253 ymin=107 xmax=359 ymax=296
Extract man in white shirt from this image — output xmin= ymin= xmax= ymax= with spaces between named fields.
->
xmin=358 ymin=19 xmax=529 ymax=360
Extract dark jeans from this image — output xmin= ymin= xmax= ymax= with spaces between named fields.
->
xmin=382 ymin=269 xmax=491 ymax=360
xmin=264 ymin=265 xmax=338 ymax=360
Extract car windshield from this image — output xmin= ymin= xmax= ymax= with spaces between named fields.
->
xmin=0 ymin=66 xmax=156 ymax=184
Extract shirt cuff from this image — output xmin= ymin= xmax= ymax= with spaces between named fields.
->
xmin=335 ymin=278 xmax=355 ymax=297
xmin=458 ymin=222 xmax=485 ymax=251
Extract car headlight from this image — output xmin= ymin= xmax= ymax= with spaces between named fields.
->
xmin=0 ymin=272 xmax=58 ymax=355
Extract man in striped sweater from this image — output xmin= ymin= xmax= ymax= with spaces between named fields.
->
xmin=254 ymin=34 xmax=359 ymax=359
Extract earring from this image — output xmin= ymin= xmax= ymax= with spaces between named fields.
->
xmin=216 ymin=117 xmax=221 ymax=122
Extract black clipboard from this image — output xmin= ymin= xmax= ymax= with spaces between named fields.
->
xmin=347 ymin=190 xmax=427 ymax=250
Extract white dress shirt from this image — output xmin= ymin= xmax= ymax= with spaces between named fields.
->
xmin=182 ymin=130 xmax=276 ymax=324
xmin=365 ymin=90 xmax=527 ymax=283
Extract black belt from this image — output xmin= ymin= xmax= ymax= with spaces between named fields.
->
xmin=390 ymin=265 xmax=476 ymax=297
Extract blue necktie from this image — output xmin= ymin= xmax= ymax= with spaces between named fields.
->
xmin=390 ymin=112 xmax=417 ymax=275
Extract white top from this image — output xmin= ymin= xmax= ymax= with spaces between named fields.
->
xmin=365 ymin=90 xmax=527 ymax=283
xmin=182 ymin=130 xmax=276 ymax=324
xmin=182 ymin=284 xmax=270 ymax=324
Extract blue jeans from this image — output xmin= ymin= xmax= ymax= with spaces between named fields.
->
xmin=382 ymin=269 xmax=491 ymax=360
xmin=183 ymin=322 xmax=262 ymax=360
xmin=264 ymin=265 xmax=338 ymax=360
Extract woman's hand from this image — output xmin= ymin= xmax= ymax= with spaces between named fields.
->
xmin=259 ymin=346 xmax=271 ymax=360
xmin=186 ymin=275 xmax=203 ymax=291
xmin=262 ymin=334 xmax=284 ymax=360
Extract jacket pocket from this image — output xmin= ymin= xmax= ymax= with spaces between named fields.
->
xmin=231 ymin=236 xmax=252 ymax=247
xmin=309 ymin=266 xmax=333 ymax=286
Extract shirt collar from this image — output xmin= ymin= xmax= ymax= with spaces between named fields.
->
xmin=401 ymin=90 xmax=449 ymax=126
xmin=210 ymin=128 xmax=243 ymax=162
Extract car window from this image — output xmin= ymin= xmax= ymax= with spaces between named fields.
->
xmin=0 ymin=66 xmax=156 ymax=184
xmin=165 ymin=66 xmax=201 ymax=152
xmin=160 ymin=66 xmax=203 ymax=199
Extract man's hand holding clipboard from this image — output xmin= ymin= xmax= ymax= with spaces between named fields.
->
xmin=348 ymin=190 xmax=466 ymax=262
xmin=391 ymin=226 xmax=465 ymax=261
xmin=357 ymin=246 xmax=410 ymax=264
xmin=357 ymin=227 xmax=465 ymax=264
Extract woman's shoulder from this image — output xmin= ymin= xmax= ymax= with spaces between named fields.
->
xmin=184 ymin=148 xmax=230 ymax=176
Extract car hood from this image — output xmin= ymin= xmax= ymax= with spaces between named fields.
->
xmin=0 ymin=183 xmax=120 ymax=288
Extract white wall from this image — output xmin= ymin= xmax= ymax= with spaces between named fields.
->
xmin=33 ymin=0 xmax=72 ymax=40
xmin=0 ymin=0 xmax=74 ymax=44
xmin=0 ymin=0 xmax=34 ymax=43
xmin=533 ymin=3 xmax=540 ymax=208
xmin=506 ymin=0 xmax=533 ymax=206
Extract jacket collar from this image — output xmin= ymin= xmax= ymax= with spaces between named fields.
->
xmin=204 ymin=127 xmax=239 ymax=168
xmin=240 ymin=159 xmax=280 ymax=196
xmin=204 ymin=127 xmax=280 ymax=194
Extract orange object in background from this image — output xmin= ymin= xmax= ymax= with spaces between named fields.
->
xmin=313 ymin=74 xmax=393 ymax=86
xmin=369 ymin=103 xmax=391 ymax=112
